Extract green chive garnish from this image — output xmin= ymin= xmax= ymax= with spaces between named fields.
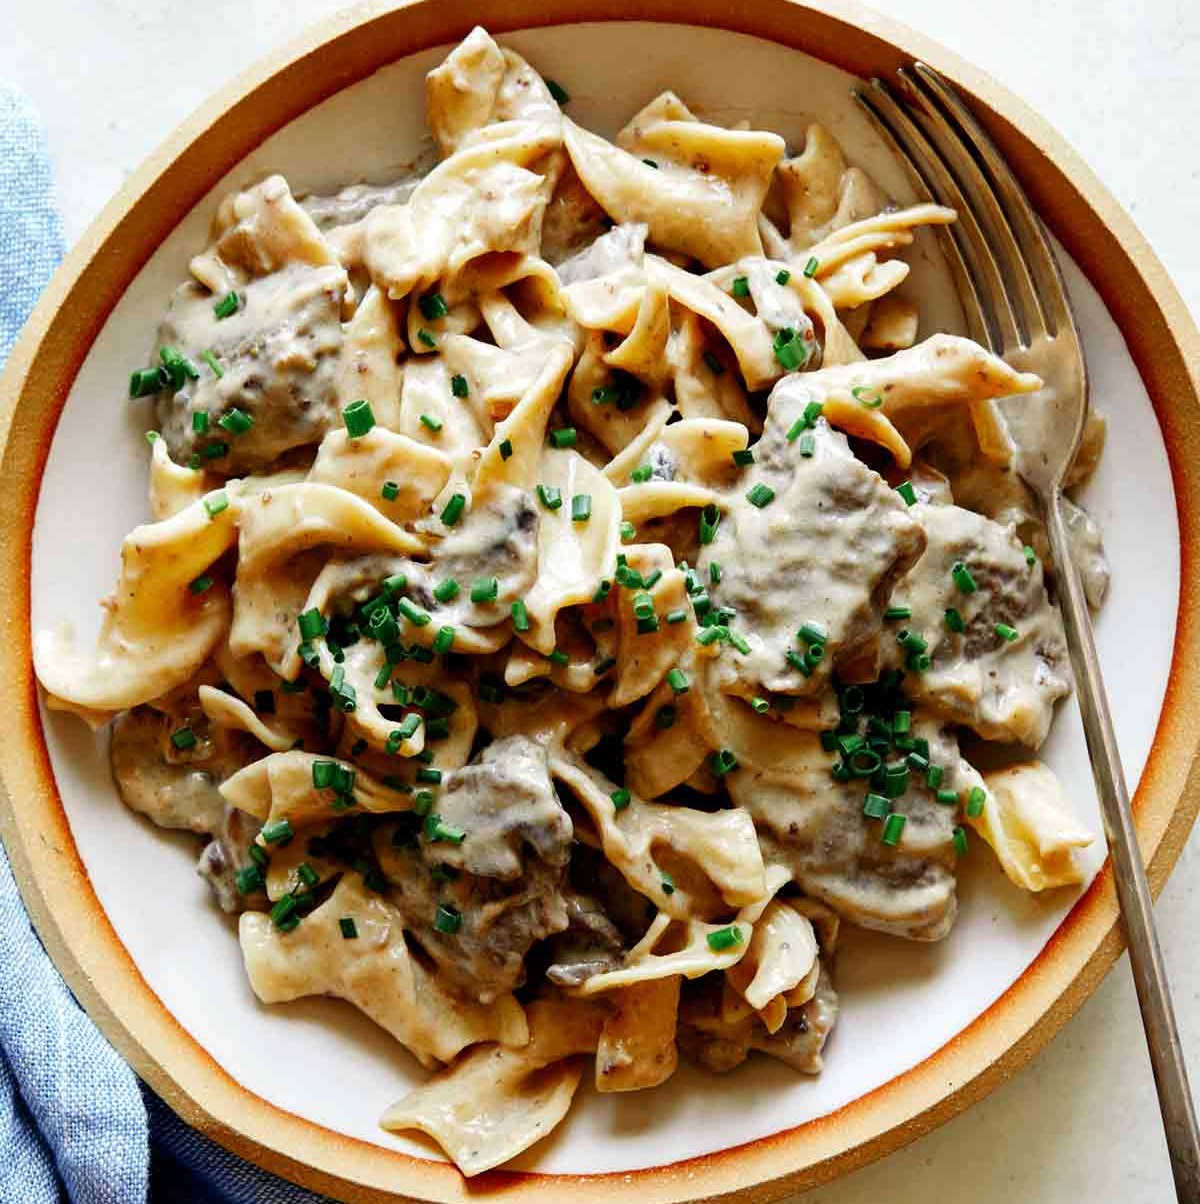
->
xmin=381 ymin=481 xmax=400 ymax=501
xmin=803 ymin=257 xmax=819 ymax=278
xmin=432 ymin=625 xmax=456 ymax=654
xmin=201 ymin=350 xmax=224 ymax=379
xmin=953 ymin=826 xmax=969 ymax=856
xmin=611 ymin=788 xmax=631 ymax=811
xmin=339 ymin=917 xmax=358 ymax=939
xmin=433 ymin=578 xmax=460 ymax=603
xmin=342 ymin=399 xmax=375 ymax=438
xmin=706 ymin=925 xmax=743 ymax=952
xmin=571 ymin=494 xmax=592 ymax=522
xmin=440 ymin=493 xmax=466 ymax=526
xmin=298 ymin=608 xmax=324 ymax=641
xmin=945 ymin=608 xmax=965 ymax=633
xmin=217 ymin=407 xmax=253 ymax=435
xmin=731 ymin=276 xmax=750 ymax=298
xmin=451 ymin=373 xmax=469 ymax=398
xmin=881 ymin=813 xmax=906 ymax=845
xmin=261 ymin=818 xmax=293 ymax=845
xmin=214 ymin=291 xmax=240 ymax=319
xmin=952 ymin=562 xmax=978 ymax=593
xmin=884 ymin=606 xmax=911 ymax=621
xmin=499 ymin=438 xmax=513 ymax=460
xmin=511 ymin=599 xmax=531 ymax=632
xmin=434 ymin=904 xmax=462 ymax=934
xmin=775 ymin=269 xmax=791 ymax=285
xmin=470 ymin=577 xmax=499 ymax=604
xmin=896 ymin=480 xmax=917 ymax=506
xmin=966 ymin=786 xmax=987 ymax=817
xmin=549 ymin=427 xmax=577 ymax=449
xmin=203 ymin=491 xmax=229 ymax=518
xmin=995 ymin=623 xmax=1019 ymax=642
xmin=417 ymin=329 xmax=438 ymax=348
xmin=419 ymin=413 xmax=443 ymax=432
xmin=537 ymin=484 xmax=562 ymax=510
xmin=170 ymin=726 xmax=197 ymax=751
xmin=418 ymin=292 xmax=448 ymax=321
xmin=746 ymin=483 xmax=775 ymax=508
xmin=189 ymin=574 xmax=214 ymax=595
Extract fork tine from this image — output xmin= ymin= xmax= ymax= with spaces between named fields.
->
xmin=910 ymin=62 xmax=1074 ymax=341
xmin=854 ymin=79 xmax=1019 ymax=355
xmin=897 ymin=68 xmax=1044 ymax=349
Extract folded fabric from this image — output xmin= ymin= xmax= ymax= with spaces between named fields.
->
xmin=0 ymin=82 xmax=329 ymax=1204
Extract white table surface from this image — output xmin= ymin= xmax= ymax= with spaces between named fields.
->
xmin=3 ymin=1 xmax=1198 ymax=1200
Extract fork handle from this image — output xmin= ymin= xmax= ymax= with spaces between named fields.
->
xmin=1045 ymin=492 xmax=1200 ymax=1200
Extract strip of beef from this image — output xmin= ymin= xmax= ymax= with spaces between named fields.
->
xmin=376 ymin=736 xmax=573 ymax=1003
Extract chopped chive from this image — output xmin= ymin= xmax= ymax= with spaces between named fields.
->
xmin=511 ymin=599 xmax=531 ymax=632
xmin=546 ymin=78 xmax=570 ymax=104
xmin=731 ymin=276 xmax=750 ymax=298
xmin=549 ymin=427 xmax=577 ymax=449
xmin=643 ymin=568 xmax=663 ymax=590
xmin=548 ymin=648 xmax=569 ymax=666
xmin=571 ymin=494 xmax=592 ymax=522
xmin=952 ymin=562 xmax=978 ymax=594
xmin=202 ymin=441 xmax=229 ymax=460
xmin=296 ymin=608 xmax=324 ymax=643
xmin=214 ymin=291 xmax=240 ymax=319
xmin=863 ymin=793 xmax=891 ymax=819
xmin=936 ymin=788 xmax=960 ymax=806
xmin=170 ymin=726 xmax=197 ymax=751
xmin=706 ymin=925 xmax=743 ymax=952
xmin=746 ymin=483 xmax=775 ymax=509
xmin=235 ymin=865 xmax=263 ymax=894
xmin=419 ymin=413 xmax=443 ymax=433
xmin=297 ymin=861 xmax=319 ymax=888
xmin=592 ymin=579 xmax=612 ymax=603
xmin=398 ymin=597 xmax=431 ymax=626
xmin=534 ymin=483 xmax=563 ymax=513
xmin=709 ymin=562 xmax=723 ymax=585
xmin=849 ymin=748 xmax=882 ymax=777
xmin=896 ymin=480 xmax=917 ymax=506
xmin=699 ymin=504 xmax=721 ymax=544
xmin=710 ymin=749 xmax=738 ymax=777
xmin=926 ymin=763 xmax=944 ymax=789
xmin=470 ymin=577 xmax=499 ymax=604
xmin=397 ymin=713 xmax=422 ymax=741
xmin=592 ymin=386 xmax=619 ymax=406
xmin=785 ymin=417 xmax=807 ymax=442
xmin=450 ymin=373 xmax=470 ymax=398
xmin=660 ymin=871 xmax=676 ymax=895
xmin=772 ymin=327 xmax=807 ymax=370
xmin=270 ymin=895 xmax=299 ymax=928
xmin=159 ymin=345 xmax=199 ymax=387
xmin=418 ymin=292 xmax=448 ymax=321
xmin=797 ymin=621 xmax=826 ymax=646
xmin=696 ymin=625 xmax=727 ymax=646
xmin=803 ymin=256 xmax=819 ymax=278
xmin=897 ymin=629 xmax=928 ymax=654
xmin=426 ymin=815 xmax=466 ymax=845
xmin=412 ymin=790 xmax=435 ymax=816
xmin=373 ymin=662 xmax=393 ymax=690
xmin=851 ymin=385 xmax=883 ymax=409
xmin=203 ymin=491 xmax=229 ymax=518
xmin=342 ymin=398 xmax=375 ymax=438
xmin=881 ymin=813 xmax=906 ymax=845
xmin=995 ymin=622 xmax=1019 ymax=642
xmin=188 ymin=574 xmax=214 ymax=595
xmin=883 ymin=606 xmax=911 ymax=621
xmin=620 ymin=520 xmax=636 ymax=542
xmin=666 ymin=608 xmax=688 ymax=624
xmin=417 ymin=767 xmax=443 ymax=785
xmin=201 ymin=349 xmax=224 ymax=379
xmin=630 ymin=463 xmax=653 ymax=483
xmin=966 ymin=786 xmax=987 ymax=817
xmin=417 ymin=328 xmax=438 ymax=348
xmin=217 ymin=407 xmax=253 ymax=434
xmin=750 ymin=696 xmax=770 ymax=714
xmin=381 ymin=481 xmax=400 ymax=501
xmin=261 ymin=818 xmax=293 ymax=845
xmin=728 ymin=629 xmax=751 ymax=654
xmin=433 ymin=578 xmax=460 ymax=603
xmin=666 ymin=667 xmax=690 ymax=694
xmin=775 ymin=268 xmax=792 ymax=285
xmin=339 ymin=917 xmax=358 ymax=939
xmin=432 ymin=625 xmax=456 ymax=654
xmin=498 ymin=438 xmax=513 ymax=460
xmin=611 ymin=787 xmax=631 ymax=811
xmin=953 ymin=826 xmax=969 ymax=856
xmin=655 ymin=704 xmax=677 ymax=729
xmin=1024 ymin=545 xmax=1037 ymax=567
xmin=192 ymin=410 xmax=209 ymax=434
xmin=703 ymin=350 xmax=725 ymax=375
xmin=382 ymin=573 xmax=408 ymax=598
xmin=440 ymin=492 xmax=466 ymax=526
xmin=798 ymin=432 xmax=816 ymax=457
xmin=434 ymin=904 xmax=462 ymax=934
xmin=731 ymin=449 xmax=755 ymax=468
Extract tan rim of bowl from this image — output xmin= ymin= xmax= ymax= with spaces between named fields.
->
xmin=1 ymin=2 xmax=1198 ymax=1201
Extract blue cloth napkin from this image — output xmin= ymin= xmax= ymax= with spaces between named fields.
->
xmin=0 ymin=84 xmax=331 ymax=1204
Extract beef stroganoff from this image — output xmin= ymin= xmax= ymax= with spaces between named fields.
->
xmin=33 ymin=27 xmax=1106 ymax=1175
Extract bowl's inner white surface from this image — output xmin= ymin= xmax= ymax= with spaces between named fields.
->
xmin=31 ymin=22 xmax=1177 ymax=1174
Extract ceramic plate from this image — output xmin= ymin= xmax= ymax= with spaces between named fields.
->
xmin=3 ymin=4 xmax=1200 ymax=1202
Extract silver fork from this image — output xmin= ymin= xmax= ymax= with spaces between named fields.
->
xmin=855 ymin=65 xmax=1200 ymax=1198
